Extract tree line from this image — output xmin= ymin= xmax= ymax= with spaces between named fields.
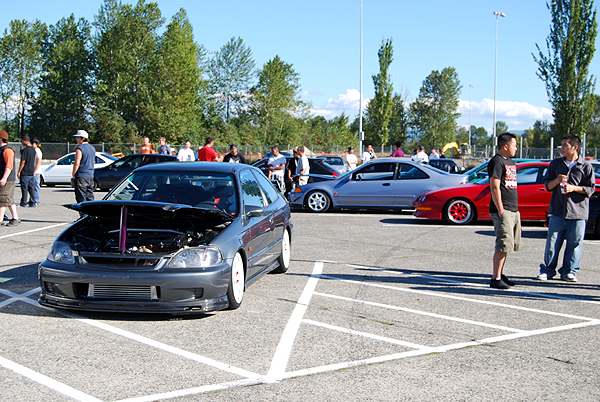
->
xmin=0 ymin=0 xmax=598 ymax=153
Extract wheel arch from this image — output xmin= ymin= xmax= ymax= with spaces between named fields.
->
xmin=304 ymin=189 xmax=333 ymax=210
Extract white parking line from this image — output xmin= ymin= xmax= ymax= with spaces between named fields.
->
xmin=313 ymin=291 xmax=525 ymax=333
xmin=0 ymin=222 xmax=69 ymax=240
xmin=266 ymin=261 xmax=323 ymax=381
xmin=323 ymin=273 xmax=600 ymax=317
xmin=302 ymin=319 xmax=433 ymax=350
xmin=0 ymin=355 xmax=103 ymax=402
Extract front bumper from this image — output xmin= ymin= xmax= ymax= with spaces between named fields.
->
xmin=38 ymin=258 xmax=232 ymax=314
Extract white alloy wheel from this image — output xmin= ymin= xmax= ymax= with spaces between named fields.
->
xmin=307 ymin=191 xmax=330 ymax=212
xmin=226 ymin=252 xmax=245 ymax=309
xmin=273 ymin=229 xmax=291 ymax=273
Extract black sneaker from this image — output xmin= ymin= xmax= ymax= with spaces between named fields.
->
xmin=6 ymin=219 xmax=21 ymax=227
xmin=490 ymin=278 xmax=510 ymax=289
xmin=501 ymin=274 xmax=515 ymax=286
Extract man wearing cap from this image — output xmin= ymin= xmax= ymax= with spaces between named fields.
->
xmin=72 ymin=130 xmax=95 ymax=204
xmin=0 ymin=130 xmax=20 ymax=226
xmin=268 ymin=146 xmax=286 ymax=192
xmin=223 ymin=144 xmax=247 ymax=164
xmin=346 ymin=146 xmax=358 ymax=171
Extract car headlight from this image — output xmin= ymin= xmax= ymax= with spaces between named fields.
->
xmin=47 ymin=241 xmax=75 ymax=265
xmin=168 ymin=245 xmax=223 ymax=268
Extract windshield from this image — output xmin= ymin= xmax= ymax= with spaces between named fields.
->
xmin=106 ymin=171 xmax=238 ymax=215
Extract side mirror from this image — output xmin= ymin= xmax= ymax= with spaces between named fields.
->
xmin=245 ymin=205 xmax=264 ymax=218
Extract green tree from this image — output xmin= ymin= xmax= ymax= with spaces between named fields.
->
xmin=365 ymin=38 xmax=394 ymax=145
xmin=29 ymin=15 xmax=93 ymax=141
xmin=208 ymin=37 xmax=255 ymax=124
xmin=523 ymin=120 xmax=552 ymax=148
xmin=0 ymin=19 xmax=46 ymax=137
xmin=410 ymin=67 xmax=462 ymax=148
xmin=496 ymin=121 xmax=509 ymax=135
xmin=148 ymin=8 xmax=202 ymax=143
xmin=249 ymin=55 xmax=306 ymax=144
xmin=586 ymin=94 xmax=600 ymax=148
xmin=387 ymin=92 xmax=410 ymax=146
xmin=93 ymin=0 xmax=164 ymax=141
xmin=470 ymin=126 xmax=490 ymax=148
xmin=533 ymin=0 xmax=597 ymax=137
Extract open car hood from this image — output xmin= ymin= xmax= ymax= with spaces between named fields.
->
xmin=65 ymin=200 xmax=235 ymax=223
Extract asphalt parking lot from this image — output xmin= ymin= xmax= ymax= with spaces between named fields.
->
xmin=1 ymin=186 xmax=599 ymax=401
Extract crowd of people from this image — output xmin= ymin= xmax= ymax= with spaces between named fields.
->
xmin=1 ymin=131 xmax=596 ymax=289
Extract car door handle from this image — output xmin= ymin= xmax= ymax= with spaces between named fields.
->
xmin=382 ymin=183 xmax=391 ymax=186
xmin=537 ymin=188 xmax=546 ymax=191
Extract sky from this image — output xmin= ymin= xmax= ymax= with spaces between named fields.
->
xmin=2 ymin=0 xmax=599 ymax=133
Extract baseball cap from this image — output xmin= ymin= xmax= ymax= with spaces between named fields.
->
xmin=293 ymin=146 xmax=299 ymax=153
xmin=73 ymin=130 xmax=88 ymax=139
xmin=348 ymin=146 xmax=354 ymax=151
xmin=0 ymin=130 xmax=8 ymax=141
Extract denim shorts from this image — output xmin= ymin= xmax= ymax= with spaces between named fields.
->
xmin=490 ymin=210 xmax=522 ymax=253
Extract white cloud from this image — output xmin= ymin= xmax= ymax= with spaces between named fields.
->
xmin=458 ymin=98 xmax=553 ymax=130
xmin=310 ymin=89 xmax=367 ymax=118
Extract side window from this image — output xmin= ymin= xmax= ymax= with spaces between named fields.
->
xmin=240 ymin=170 xmax=266 ymax=208
xmin=252 ymin=170 xmax=280 ymax=206
xmin=398 ymin=164 xmax=428 ymax=179
xmin=353 ymin=163 xmax=396 ymax=181
xmin=517 ymin=167 xmax=543 ymax=185
xmin=58 ymin=155 xmax=75 ymax=166
xmin=95 ymin=156 xmax=104 ymax=164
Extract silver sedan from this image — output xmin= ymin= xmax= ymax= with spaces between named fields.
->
xmin=288 ymin=157 xmax=467 ymax=212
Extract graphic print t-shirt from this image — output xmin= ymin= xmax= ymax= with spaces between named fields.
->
xmin=488 ymin=154 xmax=518 ymax=213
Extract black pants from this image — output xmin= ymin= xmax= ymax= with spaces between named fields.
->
xmin=74 ymin=177 xmax=95 ymax=204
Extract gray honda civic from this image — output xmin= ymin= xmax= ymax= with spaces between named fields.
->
xmin=38 ymin=162 xmax=292 ymax=314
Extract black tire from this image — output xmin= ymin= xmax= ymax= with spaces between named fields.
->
xmin=272 ymin=228 xmax=291 ymax=274
xmin=445 ymin=198 xmax=475 ymax=225
xmin=225 ymin=252 xmax=245 ymax=310
xmin=595 ymin=216 xmax=600 ymax=237
xmin=306 ymin=191 xmax=331 ymax=213
xmin=94 ymin=180 xmax=100 ymax=192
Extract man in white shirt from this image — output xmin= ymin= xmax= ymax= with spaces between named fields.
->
xmin=362 ymin=144 xmax=377 ymax=164
xmin=415 ymin=145 xmax=429 ymax=162
xmin=296 ymin=146 xmax=310 ymax=186
xmin=268 ymin=146 xmax=287 ymax=193
xmin=346 ymin=146 xmax=358 ymax=171
xmin=177 ymin=140 xmax=196 ymax=161
xmin=32 ymin=137 xmax=42 ymax=205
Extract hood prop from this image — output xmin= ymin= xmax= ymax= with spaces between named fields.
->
xmin=119 ymin=206 xmax=128 ymax=251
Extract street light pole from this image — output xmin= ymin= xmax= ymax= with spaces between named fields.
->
xmin=493 ymin=11 xmax=505 ymax=156
xmin=359 ymin=0 xmax=364 ymax=157
xmin=469 ymin=84 xmax=473 ymax=150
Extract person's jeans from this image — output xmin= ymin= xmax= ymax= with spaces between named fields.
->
xmin=540 ymin=216 xmax=586 ymax=277
xmin=33 ymin=173 xmax=40 ymax=204
xmin=19 ymin=175 xmax=36 ymax=206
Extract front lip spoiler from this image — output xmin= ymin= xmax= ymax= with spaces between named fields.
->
xmin=38 ymin=294 xmax=229 ymax=314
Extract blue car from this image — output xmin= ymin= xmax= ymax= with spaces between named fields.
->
xmin=288 ymin=157 xmax=467 ymax=213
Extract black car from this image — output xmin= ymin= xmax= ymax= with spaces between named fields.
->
xmin=586 ymin=190 xmax=600 ymax=236
xmin=38 ymin=162 xmax=292 ymax=313
xmin=427 ymin=158 xmax=464 ymax=174
xmin=253 ymin=156 xmax=339 ymax=193
xmin=94 ymin=153 xmax=177 ymax=191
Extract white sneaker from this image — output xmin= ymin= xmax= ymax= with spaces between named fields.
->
xmin=536 ymin=273 xmax=548 ymax=281
xmin=562 ymin=273 xmax=577 ymax=282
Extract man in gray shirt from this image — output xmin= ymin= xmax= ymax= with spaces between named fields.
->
xmin=537 ymin=135 xmax=595 ymax=282
xmin=296 ymin=146 xmax=310 ymax=186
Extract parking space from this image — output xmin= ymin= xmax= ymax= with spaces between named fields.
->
xmin=1 ymin=188 xmax=599 ymax=401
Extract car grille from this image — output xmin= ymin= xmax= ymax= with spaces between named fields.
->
xmin=81 ymin=255 xmax=161 ymax=268
xmin=88 ymin=284 xmax=159 ymax=301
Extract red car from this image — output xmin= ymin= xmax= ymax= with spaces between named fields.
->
xmin=413 ymin=162 xmax=553 ymax=224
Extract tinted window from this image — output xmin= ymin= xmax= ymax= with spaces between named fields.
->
xmin=398 ymin=163 xmax=428 ymax=179
xmin=354 ymin=163 xmax=396 ymax=181
xmin=252 ymin=170 xmax=280 ymax=205
xmin=57 ymin=155 xmax=75 ymax=166
xmin=240 ymin=170 xmax=265 ymax=208
xmin=113 ymin=156 xmax=143 ymax=168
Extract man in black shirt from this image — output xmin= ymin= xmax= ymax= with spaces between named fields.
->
xmin=17 ymin=136 xmax=37 ymax=207
xmin=222 ymin=144 xmax=247 ymax=164
xmin=488 ymin=133 xmax=520 ymax=289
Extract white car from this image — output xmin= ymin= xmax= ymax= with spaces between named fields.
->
xmin=41 ymin=152 xmax=118 ymax=186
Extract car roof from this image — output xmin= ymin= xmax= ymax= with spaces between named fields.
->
xmin=135 ymin=161 xmax=255 ymax=173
